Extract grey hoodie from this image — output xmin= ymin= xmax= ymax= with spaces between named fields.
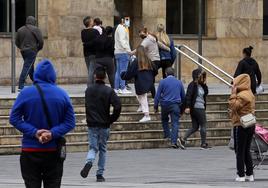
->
xmin=15 ymin=16 xmax=44 ymax=52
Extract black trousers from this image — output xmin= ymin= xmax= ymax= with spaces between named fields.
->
xmin=159 ymin=59 xmax=173 ymax=79
xmin=233 ymin=126 xmax=255 ymax=177
xmin=20 ymin=151 xmax=63 ymax=188
xmin=184 ymin=108 xmax=207 ymax=145
xmin=96 ymin=57 xmax=115 ymax=88
xmin=150 ymin=60 xmax=161 ymax=99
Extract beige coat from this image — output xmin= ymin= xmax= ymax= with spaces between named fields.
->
xmin=228 ymin=74 xmax=255 ymax=126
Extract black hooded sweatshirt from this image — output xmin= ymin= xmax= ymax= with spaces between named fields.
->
xmin=15 ymin=16 xmax=44 ymax=52
xmin=184 ymin=69 xmax=209 ymax=113
xmin=234 ymin=57 xmax=262 ymax=94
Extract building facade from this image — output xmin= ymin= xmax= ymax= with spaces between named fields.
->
xmin=0 ymin=0 xmax=267 ymax=85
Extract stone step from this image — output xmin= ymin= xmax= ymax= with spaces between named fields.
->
xmin=0 ymin=136 xmax=230 ymax=154
xmin=74 ymin=110 xmax=268 ymax=123
xmin=0 ymin=128 xmax=232 ymax=145
xmin=2 ymin=118 xmax=268 ymax=136
xmin=1 ymin=93 xmax=268 ymax=107
xmin=2 ymin=101 xmax=268 ymax=115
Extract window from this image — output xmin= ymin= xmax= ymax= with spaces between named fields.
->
xmin=166 ymin=0 xmax=206 ymax=35
xmin=0 ymin=0 xmax=36 ymax=33
xmin=264 ymin=0 xmax=268 ymax=35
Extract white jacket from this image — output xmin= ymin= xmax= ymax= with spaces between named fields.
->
xmin=114 ymin=24 xmax=131 ymax=54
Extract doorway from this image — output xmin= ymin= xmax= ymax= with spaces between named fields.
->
xmin=114 ymin=0 xmax=142 ymax=48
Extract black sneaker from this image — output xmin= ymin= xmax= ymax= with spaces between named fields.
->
xmin=96 ymin=175 xmax=105 ymax=182
xmin=200 ymin=143 xmax=211 ymax=150
xmin=171 ymin=143 xmax=179 ymax=149
xmin=177 ymin=138 xmax=185 ymax=150
xmin=80 ymin=162 xmax=92 ymax=178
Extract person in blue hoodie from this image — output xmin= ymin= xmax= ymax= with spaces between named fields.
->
xmin=9 ymin=59 xmax=76 ymax=188
xmin=154 ymin=67 xmax=185 ymax=149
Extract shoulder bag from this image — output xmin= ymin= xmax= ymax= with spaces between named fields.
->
xmin=35 ymin=84 xmax=66 ymax=162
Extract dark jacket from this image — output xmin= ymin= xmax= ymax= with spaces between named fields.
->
xmin=184 ymin=69 xmax=209 ymax=112
xmin=15 ymin=16 xmax=44 ymax=52
xmin=9 ymin=59 xmax=76 ymax=151
xmin=234 ymin=57 xmax=262 ymax=94
xmin=159 ymin=38 xmax=177 ymax=63
xmin=95 ymin=34 xmax=114 ymax=58
xmin=121 ymin=59 xmax=154 ymax=95
xmin=85 ymin=80 xmax=121 ymax=128
xmin=81 ymin=28 xmax=100 ymax=57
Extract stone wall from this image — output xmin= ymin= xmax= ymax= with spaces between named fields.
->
xmin=0 ymin=0 xmax=267 ymax=86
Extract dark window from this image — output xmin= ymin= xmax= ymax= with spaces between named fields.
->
xmin=0 ymin=0 xmax=36 ymax=33
xmin=166 ymin=0 xmax=206 ymax=35
xmin=264 ymin=0 xmax=268 ymax=35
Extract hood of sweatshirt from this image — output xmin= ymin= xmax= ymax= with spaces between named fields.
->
xmin=233 ymin=74 xmax=251 ymax=92
xmin=147 ymin=34 xmax=157 ymax=42
xmin=192 ymin=68 xmax=202 ymax=81
xmin=26 ymin=16 xmax=37 ymax=26
xmin=243 ymin=57 xmax=256 ymax=66
xmin=34 ymin=59 xmax=56 ymax=84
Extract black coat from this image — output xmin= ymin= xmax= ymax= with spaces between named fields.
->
xmin=85 ymin=80 xmax=121 ymax=128
xmin=184 ymin=81 xmax=208 ymax=112
xmin=234 ymin=57 xmax=262 ymax=94
xmin=121 ymin=59 xmax=154 ymax=95
xmin=95 ymin=34 xmax=115 ymax=58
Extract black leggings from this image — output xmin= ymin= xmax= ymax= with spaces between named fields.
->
xmin=233 ymin=126 xmax=255 ymax=177
xmin=159 ymin=59 xmax=173 ymax=79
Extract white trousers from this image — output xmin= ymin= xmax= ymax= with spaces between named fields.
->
xmin=137 ymin=93 xmax=149 ymax=115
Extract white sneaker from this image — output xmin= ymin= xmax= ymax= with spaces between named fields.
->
xmin=114 ymin=89 xmax=119 ymax=94
xmin=246 ymin=175 xmax=254 ymax=182
xmin=139 ymin=116 xmax=151 ymax=123
xmin=120 ymin=88 xmax=132 ymax=94
xmin=137 ymin=106 xmax=142 ymax=112
xmin=235 ymin=176 xmax=245 ymax=182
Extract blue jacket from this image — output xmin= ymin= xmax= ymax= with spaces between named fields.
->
xmin=9 ymin=59 xmax=76 ymax=151
xmin=121 ymin=59 xmax=154 ymax=95
xmin=159 ymin=38 xmax=177 ymax=63
xmin=154 ymin=76 xmax=185 ymax=108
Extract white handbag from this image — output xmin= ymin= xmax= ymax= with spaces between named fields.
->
xmin=256 ymin=85 xmax=264 ymax=95
xmin=240 ymin=113 xmax=256 ymax=128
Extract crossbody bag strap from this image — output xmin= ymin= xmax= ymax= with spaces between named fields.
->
xmin=25 ymin=25 xmax=39 ymax=48
xmin=34 ymin=84 xmax=52 ymax=129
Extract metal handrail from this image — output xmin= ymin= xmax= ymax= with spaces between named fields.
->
xmin=175 ymin=45 xmax=233 ymax=87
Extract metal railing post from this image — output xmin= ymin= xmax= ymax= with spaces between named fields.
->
xmin=11 ymin=0 xmax=16 ymax=93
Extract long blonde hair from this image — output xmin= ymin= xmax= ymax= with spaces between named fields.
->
xmin=136 ymin=45 xmax=152 ymax=71
xmin=156 ymin=24 xmax=170 ymax=47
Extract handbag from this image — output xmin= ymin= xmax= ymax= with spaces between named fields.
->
xmin=35 ymin=84 xmax=66 ymax=162
xmin=240 ymin=113 xmax=256 ymax=128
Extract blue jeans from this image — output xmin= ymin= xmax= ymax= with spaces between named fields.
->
xmin=114 ymin=53 xmax=130 ymax=90
xmin=86 ymin=127 xmax=110 ymax=176
xmin=19 ymin=50 xmax=37 ymax=89
xmin=161 ymin=103 xmax=180 ymax=144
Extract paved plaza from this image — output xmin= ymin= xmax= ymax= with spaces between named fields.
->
xmin=0 ymin=147 xmax=267 ymax=188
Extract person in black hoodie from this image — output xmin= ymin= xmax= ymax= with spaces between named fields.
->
xmin=16 ymin=16 xmax=44 ymax=91
xmin=80 ymin=67 xmax=121 ymax=182
xmin=234 ymin=46 xmax=262 ymax=94
xmin=180 ymin=68 xmax=209 ymax=149
xmin=95 ymin=26 xmax=115 ymax=88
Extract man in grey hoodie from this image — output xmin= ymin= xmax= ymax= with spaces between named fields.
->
xmin=16 ymin=16 xmax=44 ymax=91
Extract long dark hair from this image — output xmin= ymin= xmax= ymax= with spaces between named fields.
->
xmin=136 ymin=45 xmax=152 ymax=71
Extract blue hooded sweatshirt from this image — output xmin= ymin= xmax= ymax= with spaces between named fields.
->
xmin=10 ymin=59 xmax=76 ymax=151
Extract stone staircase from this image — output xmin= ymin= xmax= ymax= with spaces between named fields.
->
xmin=0 ymin=94 xmax=268 ymax=154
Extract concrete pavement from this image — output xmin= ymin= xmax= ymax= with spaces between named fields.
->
xmin=0 ymin=147 xmax=267 ymax=188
